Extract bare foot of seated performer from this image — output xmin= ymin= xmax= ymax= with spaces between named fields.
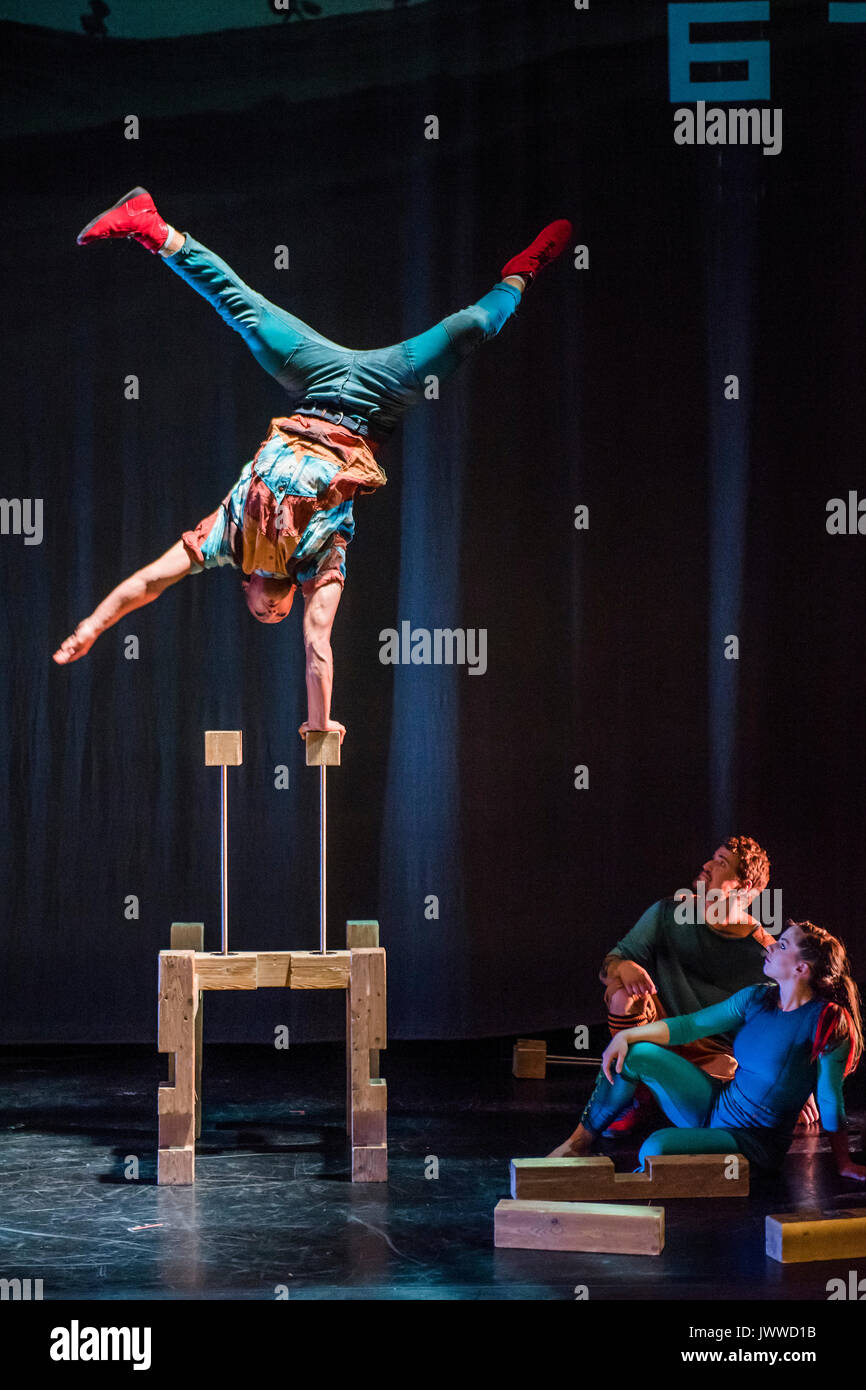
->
xmin=53 ymin=187 xmax=572 ymax=738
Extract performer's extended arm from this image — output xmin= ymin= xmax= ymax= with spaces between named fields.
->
xmin=52 ymin=539 xmax=194 ymax=664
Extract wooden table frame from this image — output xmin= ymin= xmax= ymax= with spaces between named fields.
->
xmin=157 ymin=920 xmax=386 ymax=1184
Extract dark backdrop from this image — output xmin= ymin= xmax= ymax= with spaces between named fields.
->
xmin=2 ymin=0 xmax=865 ymax=1042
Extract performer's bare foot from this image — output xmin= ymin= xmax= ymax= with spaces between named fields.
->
xmin=299 ymin=718 xmax=346 ymax=743
xmin=52 ymin=619 xmax=99 ymax=665
xmin=547 ymin=1124 xmax=595 ymax=1158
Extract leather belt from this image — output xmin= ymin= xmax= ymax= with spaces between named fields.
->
xmin=294 ymin=404 xmax=381 ymax=439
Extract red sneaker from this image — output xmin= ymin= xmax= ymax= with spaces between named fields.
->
xmin=501 ymin=218 xmax=573 ymax=285
xmin=76 ymin=187 xmax=170 ymax=254
xmin=602 ymin=1084 xmax=654 ymax=1137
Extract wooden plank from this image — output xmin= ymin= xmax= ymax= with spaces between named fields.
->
xmin=510 ymin=1156 xmax=615 ymax=1197
xmin=510 ymin=1153 xmax=749 ymax=1201
xmin=170 ymin=924 xmax=204 ymax=1140
xmin=512 ymin=1039 xmax=547 ymax=1078
xmin=204 ymin=730 xmax=243 ymax=765
xmin=345 ymin=989 xmax=353 ymax=1135
xmin=289 ymin=951 xmax=351 ymax=989
xmin=347 ymin=929 xmax=381 ymax=1076
xmin=351 ymin=1079 xmax=387 ymax=1146
xmin=494 ymin=1200 xmax=664 ymax=1255
xmin=305 ymin=730 xmax=341 ymax=766
xmin=766 ymin=1210 xmax=866 ymax=1264
xmin=346 ymin=920 xmax=379 ymax=948
xmin=193 ymin=953 xmax=258 ymax=990
xmin=158 ymin=951 xmax=196 ymax=1053
xmin=350 ymin=948 xmax=386 ymax=1045
xmin=157 ymin=951 xmax=196 ymax=1184
xmin=352 ymin=1144 xmax=388 ymax=1182
xmin=348 ymin=948 xmax=387 ymax=1179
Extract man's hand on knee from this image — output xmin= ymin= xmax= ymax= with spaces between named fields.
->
xmin=615 ymin=960 xmax=657 ymax=999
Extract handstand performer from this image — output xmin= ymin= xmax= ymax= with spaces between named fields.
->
xmin=53 ymin=188 xmax=572 ymax=741
xmin=550 ymin=920 xmax=866 ymax=1181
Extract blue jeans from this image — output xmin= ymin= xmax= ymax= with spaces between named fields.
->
xmin=163 ymin=234 xmax=522 ymax=440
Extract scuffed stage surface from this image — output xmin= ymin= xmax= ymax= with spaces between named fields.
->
xmin=1 ymin=1039 xmax=863 ymax=1301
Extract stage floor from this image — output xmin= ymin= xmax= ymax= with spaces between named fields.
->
xmin=1 ymin=1039 xmax=864 ymax=1301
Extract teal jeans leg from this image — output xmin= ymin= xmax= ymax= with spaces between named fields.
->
xmin=400 ymin=282 xmax=522 ymax=384
xmin=163 ymin=236 xmax=522 ymax=425
xmin=581 ymin=1041 xmax=722 ymax=1132
xmin=637 ymin=1126 xmax=742 ymax=1163
xmin=162 ymin=233 xmax=347 ymax=382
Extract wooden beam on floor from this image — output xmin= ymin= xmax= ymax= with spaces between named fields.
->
xmin=766 ymin=1210 xmax=866 ymax=1263
xmin=494 ymin=1199 xmax=665 ymax=1254
xmin=510 ymin=1153 xmax=749 ymax=1201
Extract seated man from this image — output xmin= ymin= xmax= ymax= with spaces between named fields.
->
xmin=598 ymin=835 xmax=815 ymax=1132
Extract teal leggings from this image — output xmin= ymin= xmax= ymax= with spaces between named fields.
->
xmin=163 ymin=234 xmax=522 ymax=438
xmin=581 ymin=1042 xmax=742 ymax=1165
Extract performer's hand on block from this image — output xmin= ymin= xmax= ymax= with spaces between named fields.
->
xmin=299 ymin=719 xmax=346 ymax=744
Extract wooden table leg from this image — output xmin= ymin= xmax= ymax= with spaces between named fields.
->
xmin=157 ymin=950 xmax=197 ymax=1184
xmin=170 ymin=924 xmax=204 ymax=1139
xmin=348 ymin=947 xmax=387 ymax=1182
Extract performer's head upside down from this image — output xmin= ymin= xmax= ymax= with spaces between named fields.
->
xmin=53 ymin=188 xmax=572 ymax=738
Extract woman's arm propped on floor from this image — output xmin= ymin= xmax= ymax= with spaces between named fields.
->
xmin=52 ymin=539 xmax=194 ymax=664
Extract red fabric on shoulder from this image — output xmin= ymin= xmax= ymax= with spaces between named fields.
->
xmin=811 ymin=1001 xmax=856 ymax=1076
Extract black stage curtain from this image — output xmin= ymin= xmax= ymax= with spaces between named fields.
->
xmin=2 ymin=0 xmax=865 ymax=1041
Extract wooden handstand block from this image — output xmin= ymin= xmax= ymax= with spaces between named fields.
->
xmin=766 ymin=1210 xmax=866 ymax=1264
xmin=510 ymin=1153 xmax=749 ymax=1200
xmin=204 ymin=730 xmax=243 ymax=766
xmin=512 ymin=1039 xmax=547 ymax=1078
xmin=305 ymin=730 xmax=341 ymax=766
xmin=494 ymin=1199 xmax=664 ymax=1255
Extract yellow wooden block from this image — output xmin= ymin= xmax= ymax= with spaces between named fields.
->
xmin=205 ymin=730 xmax=243 ymax=766
xmin=766 ymin=1210 xmax=866 ymax=1263
xmin=305 ymin=730 xmax=341 ymax=766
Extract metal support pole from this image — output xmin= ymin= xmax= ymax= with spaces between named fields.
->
xmin=319 ymin=764 xmax=327 ymax=954
xmin=220 ymin=764 xmax=229 ymax=956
